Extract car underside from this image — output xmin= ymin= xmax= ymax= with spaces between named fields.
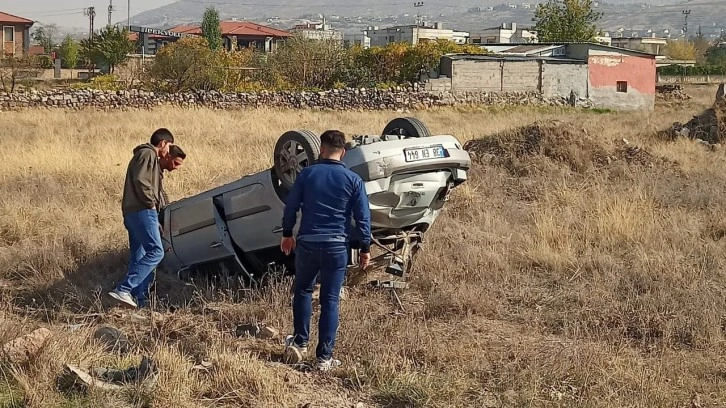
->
xmin=158 ymin=117 xmax=471 ymax=288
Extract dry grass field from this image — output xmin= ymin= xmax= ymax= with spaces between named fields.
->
xmin=1 ymin=85 xmax=726 ymax=407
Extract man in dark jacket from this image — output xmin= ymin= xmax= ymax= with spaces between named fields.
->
xmin=152 ymin=128 xmax=175 ymax=212
xmin=158 ymin=144 xmax=186 ymax=211
xmin=109 ymin=129 xmax=175 ymax=308
xmin=280 ymin=129 xmax=371 ymax=371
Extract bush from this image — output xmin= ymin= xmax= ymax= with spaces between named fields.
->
xmin=147 ymin=36 xmax=487 ymax=92
xmin=70 ymin=74 xmax=124 ymax=91
xmin=37 ymin=55 xmax=54 ymax=69
xmin=658 ymin=64 xmax=726 ymax=76
xmin=263 ymin=36 xmax=348 ymax=90
xmin=148 ymin=36 xmax=258 ymax=92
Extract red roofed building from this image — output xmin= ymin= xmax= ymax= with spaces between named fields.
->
xmin=1 ymin=11 xmax=34 ymax=57
xmin=130 ymin=21 xmax=291 ymax=55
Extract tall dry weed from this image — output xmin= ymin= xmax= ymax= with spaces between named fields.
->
xmin=0 ymin=85 xmax=724 ymax=407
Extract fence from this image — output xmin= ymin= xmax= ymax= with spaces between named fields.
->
xmin=657 ymin=75 xmax=726 ymax=84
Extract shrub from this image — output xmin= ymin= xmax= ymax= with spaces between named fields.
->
xmin=147 ymin=37 xmax=486 ymax=92
xmin=657 ymin=64 xmax=726 ymax=76
xmin=149 ymin=37 xmax=260 ymax=92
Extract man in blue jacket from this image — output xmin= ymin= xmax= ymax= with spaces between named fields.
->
xmin=280 ymin=129 xmax=371 ymax=371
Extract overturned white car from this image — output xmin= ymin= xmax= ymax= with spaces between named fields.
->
xmin=158 ymin=117 xmax=471 ymax=285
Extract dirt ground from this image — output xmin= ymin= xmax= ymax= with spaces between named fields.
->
xmin=0 ymin=84 xmax=725 ymax=407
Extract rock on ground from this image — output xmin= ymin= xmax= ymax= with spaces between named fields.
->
xmin=658 ymin=84 xmax=726 ymax=144
xmin=2 ymin=327 xmax=52 ymax=364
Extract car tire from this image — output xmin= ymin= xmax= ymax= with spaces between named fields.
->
xmin=273 ymin=130 xmax=321 ymax=191
xmin=382 ymin=117 xmax=431 ymax=138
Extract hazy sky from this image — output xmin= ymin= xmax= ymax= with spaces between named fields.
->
xmin=3 ymin=0 xmax=175 ymax=28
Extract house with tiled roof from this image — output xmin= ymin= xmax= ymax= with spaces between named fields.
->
xmin=1 ymin=11 xmax=34 ymax=57
xmin=129 ymin=21 xmax=292 ymax=55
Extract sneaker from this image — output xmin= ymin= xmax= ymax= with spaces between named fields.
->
xmin=108 ymin=289 xmax=138 ymax=308
xmin=283 ymin=335 xmax=308 ymax=364
xmin=315 ymin=357 xmax=341 ymax=372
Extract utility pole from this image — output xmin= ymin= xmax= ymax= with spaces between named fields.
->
xmin=108 ymin=0 xmax=114 ymax=26
xmin=413 ymin=1 xmax=423 ymax=26
xmin=83 ymin=7 xmax=96 ymax=40
xmin=128 ymin=0 xmax=131 ymax=30
xmin=682 ymin=9 xmax=691 ymax=42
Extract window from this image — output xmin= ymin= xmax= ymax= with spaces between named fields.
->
xmin=617 ymin=81 xmax=628 ymax=93
xmin=3 ymin=26 xmax=13 ymax=43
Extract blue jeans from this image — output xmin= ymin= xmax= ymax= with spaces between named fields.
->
xmin=292 ymin=240 xmax=348 ymax=360
xmin=116 ymin=209 xmax=164 ymax=308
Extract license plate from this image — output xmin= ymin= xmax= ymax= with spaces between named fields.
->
xmin=403 ymin=145 xmax=445 ymax=162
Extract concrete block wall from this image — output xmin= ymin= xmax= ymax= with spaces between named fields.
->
xmin=541 ymin=63 xmax=589 ymax=99
xmin=449 ymin=59 xmax=584 ymax=95
xmin=657 ymin=75 xmax=726 ymax=84
xmin=425 ymin=79 xmax=451 ymax=92
xmin=501 ymin=60 xmax=539 ymax=92
xmin=435 ymin=58 xmax=595 ymax=103
xmin=424 ymin=77 xmax=452 ymax=92
xmin=451 ymin=60 xmax=502 ymax=92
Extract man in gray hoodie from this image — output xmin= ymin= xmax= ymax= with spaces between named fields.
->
xmin=109 ymin=129 xmax=175 ymax=308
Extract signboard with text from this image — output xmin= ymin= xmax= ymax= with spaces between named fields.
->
xmin=129 ymin=25 xmax=197 ymax=38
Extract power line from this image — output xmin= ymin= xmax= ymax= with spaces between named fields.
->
xmin=10 ymin=7 xmax=88 ymax=14
xmin=32 ymin=12 xmax=86 ymax=21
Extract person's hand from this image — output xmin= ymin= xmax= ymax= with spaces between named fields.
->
xmin=280 ymin=237 xmax=296 ymax=255
xmin=359 ymin=252 xmax=371 ymax=270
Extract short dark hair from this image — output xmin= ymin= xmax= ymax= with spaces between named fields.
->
xmin=151 ymin=128 xmax=174 ymax=146
xmin=169 ymin=144 xmax=186 ymax=159
xmin=320 ymin=130 xmax=346 ymax=151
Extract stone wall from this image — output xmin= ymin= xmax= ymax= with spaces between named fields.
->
xmin=0 ymin=87 xmax=589 ymax=111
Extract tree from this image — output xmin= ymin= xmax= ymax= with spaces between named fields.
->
xmin=690 ymin=27 xmax=711 ymax=64
xmin=149 ymin=37 xmax=224 ymax=92
xmin=201 ymin=7 xmax=223 ymax=51
xmin=32 ymin=23 xmax=58 ymax=54
xmin=0 ymin=55 xmax=42 ymax=92
xmin=665 ymin=40 xmax=697 ymax=61
xmin=80 ymin=25 xmax=135 ymax=74
xmin=533 ymin=0 xmax=603 ymax=42
xmin=59 ymin=35 xmax=80 ymax=71
xmin=266 ymin=35 xmax=348 ymax=89
xmin=706 ymin=45 xmax=726 ymax=67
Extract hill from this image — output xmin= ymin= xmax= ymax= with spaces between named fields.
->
xmin=128 ymin=0 xmax=726 ymax=39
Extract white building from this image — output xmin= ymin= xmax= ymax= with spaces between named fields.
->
xmin=470 ymin=22 xmax=537 ymax=44
xmin=289 ymin=21 xmax=343 ymax=42
xmin=345 ymin=33 xmax=371 ymax=48
xmin=452 ymin=30 xmax=470 ymax=44
xmin=367 ymin=22 xmax=469 ymax=47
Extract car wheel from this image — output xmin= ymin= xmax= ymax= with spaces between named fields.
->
xmin=273 ymin=130 xmax=321 ymax=191
xmin=382 ymin=117 xmax=431 ymax=138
